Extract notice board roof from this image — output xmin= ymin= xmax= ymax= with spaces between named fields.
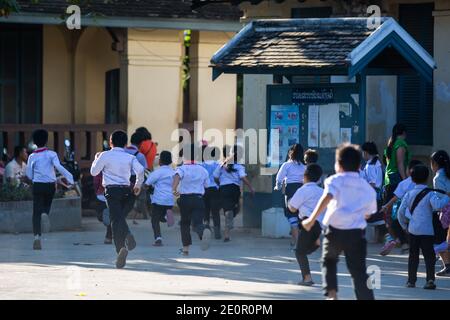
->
xmin=211 ymin=18 xmax=436 ymax=81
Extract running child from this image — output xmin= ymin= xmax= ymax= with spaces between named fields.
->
xmin=304 ymin=149 xmax=319 ymax=165
xmin=201 ymin=144 xmax=222 ymax=239
xmin=302 ymin=144 xmax=377 ymax=300
xmin=275 ymin=143 xmax=306 ymax=247
xmin=397 ymin=164 xmax=449 ymax=289
xmin=288 ymin=163 xmax=325 ymax=286
xmin=144 ymin=151 xmax=175 ymax=246
xmin=360 ymin=142 xmax=384 ymax=224
xmin=172 ymin=143 xmax=211 ymax=255
xmin=379 ymin=159 xmax=422 ymax=256
xmin=214 ymin=145 xmax=255 ymax=242
xmin=90 ymin=130 xmax=144 ymax=269
xmin=26 ymin=129 xmax=74 ymax=250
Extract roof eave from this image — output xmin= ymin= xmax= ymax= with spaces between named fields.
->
xmin=0 ymin=12 xmax=244 ymax=32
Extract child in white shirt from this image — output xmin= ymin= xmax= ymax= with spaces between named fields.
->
xmin=303 ymin=144 xmax=377 ymax=300
xmin=26 ymin=129 xmax=74 ymax=250
xmin=145 ymin=151 xmax=175 ymax=247
xmin=288 ymin=164 xmax=325 ymax=286
xmin=275 ymin=143 xmax=306 ymax=247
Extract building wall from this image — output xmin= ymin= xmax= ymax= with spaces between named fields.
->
xmin=75 ymin=27 xmax=120 ymax=124
xmin=126 ymin=29 xmax=183 ymax=153
xmin=191 ymin=31 xmax=237 ymax=149
xmin=42 ymin=25 xmax=71 ymax=124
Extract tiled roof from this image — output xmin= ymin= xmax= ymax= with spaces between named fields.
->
xmin=15 ymin=0 xmax=242 ymax=21
xmin=211 ymin=18 xmax=377 ymax=70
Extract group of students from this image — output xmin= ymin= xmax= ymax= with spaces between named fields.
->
xmin=274 ymin=125 xmax=450 ymax=298
xmin=22 ymin=122 xmax=450 ymax=299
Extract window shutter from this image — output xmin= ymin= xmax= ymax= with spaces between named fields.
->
xmin=398 ymin=3 xmax=434 ymax=145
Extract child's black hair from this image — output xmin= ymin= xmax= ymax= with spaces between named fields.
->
xmin=130 ymin=132 xmax=143 ymax=146
xmin=14 ymin=145 xmax=26 ymax=158
xmin=408 ymin=159 xmax=423 ymax=171
xmin=223 ymin=144 xmax=241 ymax=173
xmin=288 ymin=143 xmax=304 ymax=164
xmin=110 ymin=130 xmax=128 ymax=148
xmin=361 ymin=142 xmax=380 ymax=165
xmin=304 ymin=149 xmax=319 ymax=165
xmin=431 ymin=150 xmax=450 ymax=180
xmin=32 ymin=129 xmax=49 ymax=148
xmin=386 ymin=123 xmax=407 ymax=160
xmin=135 ymin=127 xmax=152 ymax=140
xmin=304 ymin=164 xmax=323 ymax=183
xmin=410 ymin=165 xmax=429 ymax=184
xmin=159 ymin=150 xmax=172 ymax=166
xmin=202 ymin=145 xmax=219 ymax=162
xmin=336 ymin=143 xmax=362 ymax=172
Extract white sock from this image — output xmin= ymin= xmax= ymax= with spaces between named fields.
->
xmin=34 ymin=235 xmax=40 ymax=240
xmin=156 ymin=237 xmax=162 ymax=241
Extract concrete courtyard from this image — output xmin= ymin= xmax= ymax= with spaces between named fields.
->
xmin=0 ymin=216 xmax=449 ymax=300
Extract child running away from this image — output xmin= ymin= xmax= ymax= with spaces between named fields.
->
xmin=275 ymin=143 xmax=306 ymax=247
xmin=397 ymin=165 xmax=449 ymax=290
xmin=26 ymin=129 xmax=74 ymax=250
xmin=302 ymin=144 xmax=377 ymax=300
xmin=144 ymin=151 xmax=175 ymax=246
xmin=172 ymin=143 xmax=212 ymax=255
xmin=214 ymin=145 xmax=255 ymax=242
xmin=288 ymin=163 xmax=325 ymax=286
xmin=90 ymin=130 xmax=144 ymax=269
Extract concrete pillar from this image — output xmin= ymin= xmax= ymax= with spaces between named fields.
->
xmin=126 ymin=29 xmax=183 ymax=152
xmin=191 ymin=31 xmax=237 ymax=148
xmin=242 ymin=74 xmax=275 ymax=228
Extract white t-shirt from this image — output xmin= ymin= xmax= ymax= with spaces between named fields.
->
xmin=322 ymin=172 xmax=377 ymax=230
xmin=393 ymin=177 xmax=415 ymax=199
xmin=288 ymin=182 xmax=325 ymax=225
xmin=361 ymin=158 xmax=383 ymax=189
xmin=3 ymin=159 xmax=27 ymax=185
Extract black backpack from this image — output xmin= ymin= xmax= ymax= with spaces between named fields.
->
xmin=410 ymin=188 xmax=446 ymax=214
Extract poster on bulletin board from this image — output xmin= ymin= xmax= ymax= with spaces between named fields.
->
xmin=269 ymin=104 xmax=300 ymax=166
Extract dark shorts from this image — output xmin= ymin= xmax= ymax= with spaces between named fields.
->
xmin=284 ymin=183 xmax=302 ymax=222
xmin=219 ymin=184 xmax=241 ymax=214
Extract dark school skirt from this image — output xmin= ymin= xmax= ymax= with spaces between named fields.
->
xmin=284 ymin=182 xmax=303 ymax=219
xmin=219 ymin=184 xmax=241 ymax=215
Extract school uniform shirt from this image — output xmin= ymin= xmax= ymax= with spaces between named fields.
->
xmin=201 ymin=160 xmax=220 ymax=189
xmin=3 ymin=159 xmax=26 ymax=185
xmin=361 ymin=158 xmax=383 ymax=189
xmin=175 ymin=163 xmax=209 ymax=195
xmin=393 ymin=176 xmax=415 ymax=199
xmin=434 ymin=168 xmax=450 ymax=194
xmin=26 ymin=148 xmax=74 ymax=184
xmin=145 ymin=165 xmax=175 ymax=206
xmin=124 ymin=145 xmax=148 ymax=169
xmin=397 ymin=184 xmax=450 ymax=236
xmin=322 ymin=172 xmax=377 ymax=230
xmin=213 ymin=163 xmax=247 ymax=186
xmin=90 ymin=147 xmax=144 ymax=187
xmin=275 ymin=160 xmax=306 ymax=187
xmin=288 ymin=182 xmax=325 ymax=225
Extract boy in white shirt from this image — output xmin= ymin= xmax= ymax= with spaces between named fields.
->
xmin=303 ymin=144 xmax=377 ymax=300
xmin=91 ymin=130 xmax=144 ymax=269
xmin=145 ymin=151 xmax=175 ymax=246
xmin=26 ymin=130 xmax=74 ymax=250
xmin=397 ymin=165 xmax=449 ymax=289
xmin=288 ymin=163 xmax=325 ymax=286
xmin=172 ymin=143 xmax=211 ymax=255
xmin=4 ymin=145 xmax=28 ymax=185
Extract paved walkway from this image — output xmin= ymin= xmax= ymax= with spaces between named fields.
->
xmin=0 ymin=217 xmax=449 ymax=300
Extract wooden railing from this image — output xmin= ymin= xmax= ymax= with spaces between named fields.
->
xmin=0 ymin=124 xmax=126 ymax=169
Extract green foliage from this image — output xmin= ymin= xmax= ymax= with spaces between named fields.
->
xmin=0 ymin=0 xmax=20 ymax=17
xmin=0 ymin=183 xmax=33 ymax=202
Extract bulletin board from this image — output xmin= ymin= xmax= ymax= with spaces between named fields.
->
xmin=267 ymin=83 xmax=364 ymax=174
